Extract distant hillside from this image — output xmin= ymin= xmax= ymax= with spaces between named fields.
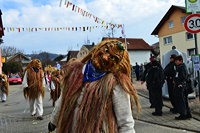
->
xmin=26 ymin=52 xmax=62 ymax=61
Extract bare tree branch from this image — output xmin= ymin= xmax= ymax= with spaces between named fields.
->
xmin=2 ymin=46 xmax=24 ymax=57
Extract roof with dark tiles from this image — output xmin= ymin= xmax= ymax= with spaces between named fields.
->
xmin=102 ymin=37 xmax=152 ymax=50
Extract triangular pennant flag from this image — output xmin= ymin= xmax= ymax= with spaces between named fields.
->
xmin=95 ymin=17 xmax=98 ymax=22
xmin=66 ymin=1 xmax=72 ymax=8
xmin=78 ymin=7 xmax=80 ymax=13
xmin=72 ymin=4 xmax=75 ymax=11
xmin=74 ymin=6 xmax=77 ymax=12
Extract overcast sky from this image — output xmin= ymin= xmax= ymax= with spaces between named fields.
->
xmin=0 ymin=0 xmax=185 ymax=54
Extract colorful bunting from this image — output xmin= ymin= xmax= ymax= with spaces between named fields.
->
xmin=62 ymin=1 xmax=122 ymax=28
xmin=2 ymin=25 xmax=122 ymax=33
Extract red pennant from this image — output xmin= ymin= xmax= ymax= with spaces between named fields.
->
xmin=72 ymin=5 xmax=75 ymax=11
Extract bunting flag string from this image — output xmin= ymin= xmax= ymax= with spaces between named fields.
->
xmin=2 ymin=25 xmax=122 ymax=32
xmin=62 ymin=1 xmax=122 ymax=29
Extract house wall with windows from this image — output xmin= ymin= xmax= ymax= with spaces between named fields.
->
xmin=152 ymin=5 xmax=200 ymax=63
xmin=158 ymin=9 xmax=186 ymax=37
xmin=77 ymin=46 xmax=89 ymax=59
xmin=160 ymin=31 xmax=196 ymax=59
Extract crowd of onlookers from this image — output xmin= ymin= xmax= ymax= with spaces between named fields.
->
xmin=135 ymin=55 xmax=193 ymax=120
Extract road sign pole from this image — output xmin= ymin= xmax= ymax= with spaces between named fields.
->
xmin=184 ymin=13 xmax=200 ymax=100
xmin=194 ymin=33 xmax=200 ymax=100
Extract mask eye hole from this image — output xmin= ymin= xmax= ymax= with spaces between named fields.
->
xmin=110 ymin=56 xmax=115 ymax=60
xmin=105 ymin=48 xmax=109 ymax=53
xmin=110 ymin=55 xmax=119 ymax=61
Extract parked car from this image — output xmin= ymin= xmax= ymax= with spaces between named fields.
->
xmin=8 ymin=75 xmax=22 ymax=84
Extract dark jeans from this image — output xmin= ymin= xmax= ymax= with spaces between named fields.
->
xmin=147 ymin=85 xmax=153 ymax=106
xmin=152 ymin=86 xmax=163 ymax=112
xmin=148 ymin=85 xmax=163 ymax=111
xmin=174 ymin=84 xmax=190 ymax=115
xmin=167 ymin=78 xmax=176 ymax=110
xmin=135 ymin=72 xmax=139 ymax=81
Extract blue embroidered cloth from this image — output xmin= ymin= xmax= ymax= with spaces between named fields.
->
xmin=83 ymin=60 xmax=107 ymax=83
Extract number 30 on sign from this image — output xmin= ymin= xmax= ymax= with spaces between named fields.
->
xmin=184 ymin=14 xmax=200 ymax=33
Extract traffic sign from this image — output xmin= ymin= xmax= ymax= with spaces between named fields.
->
xmin=185 ymin=0 xmax=200 ymax=13
xmin=184 ymin=14 xmax=200 ymax=33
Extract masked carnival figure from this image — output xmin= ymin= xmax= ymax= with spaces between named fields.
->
xmin=22 ymin=59 xmax=45 ymax=120
xmin=50 ymin=70 xmax=61 ymax=107
xmin=48 ymin=40 xmax=141 ymax=133
xmin=0 ymin=74 xmax=9 ymax=102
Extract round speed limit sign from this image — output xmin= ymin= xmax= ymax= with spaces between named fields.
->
xmin=184 ymin=14 xmax=200 ymax=33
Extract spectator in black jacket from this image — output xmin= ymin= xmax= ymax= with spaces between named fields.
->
xmin=145 ymin=61 xmax=165 ymax=116
xmin=141 ymin=56 xmax=163 ymax=110
xmin=174 ymin=55 xmax=192 ymax=120
xmin=135 ymin=62 xmax=140 ymax=81
xmin=164 ymin=54 xmax=177 ymax=113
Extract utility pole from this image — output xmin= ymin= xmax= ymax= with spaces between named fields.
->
xmin=0 ymin=10 xmax=4 ymax=74
xmin=194 ymin=33 xmax=200 ymax=100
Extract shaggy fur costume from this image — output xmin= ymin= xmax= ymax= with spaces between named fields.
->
xmin=24 ymin=59 xmax=44 ymax=99
xmin=0 ymin=74 xmax=9 ymax=96
xmin=56 ymin=40 xmax=140 ymax=133
xmin=50 ymin=70 xmax=61 ymax=106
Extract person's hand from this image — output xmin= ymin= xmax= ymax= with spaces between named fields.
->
xmin=178 ymin=85 xmax=182 ymax=88
xmin=141 ymin=81 xmax=145 ymax=85
xmin=48 ymin=122 xmax=56 ymax=132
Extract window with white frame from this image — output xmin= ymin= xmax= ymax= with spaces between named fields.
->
xmin=186 ymin=32 xmax=194 ymax=40
xmin=187 ymin=48 xmax=195 ymax=56
xmin=163 ymin=36 xmax=172 ymax=44
xmin=168 ymin=21 xmax=174 ymax=28
xmin=181 ymin=16 xmax=187 ymax=24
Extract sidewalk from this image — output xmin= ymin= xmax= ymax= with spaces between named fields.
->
xmin=133 ymin=81 xmax=200 ymax=133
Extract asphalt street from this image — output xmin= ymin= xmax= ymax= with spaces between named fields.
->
xmin=0 ymin=84 xmax=198 ymax=133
